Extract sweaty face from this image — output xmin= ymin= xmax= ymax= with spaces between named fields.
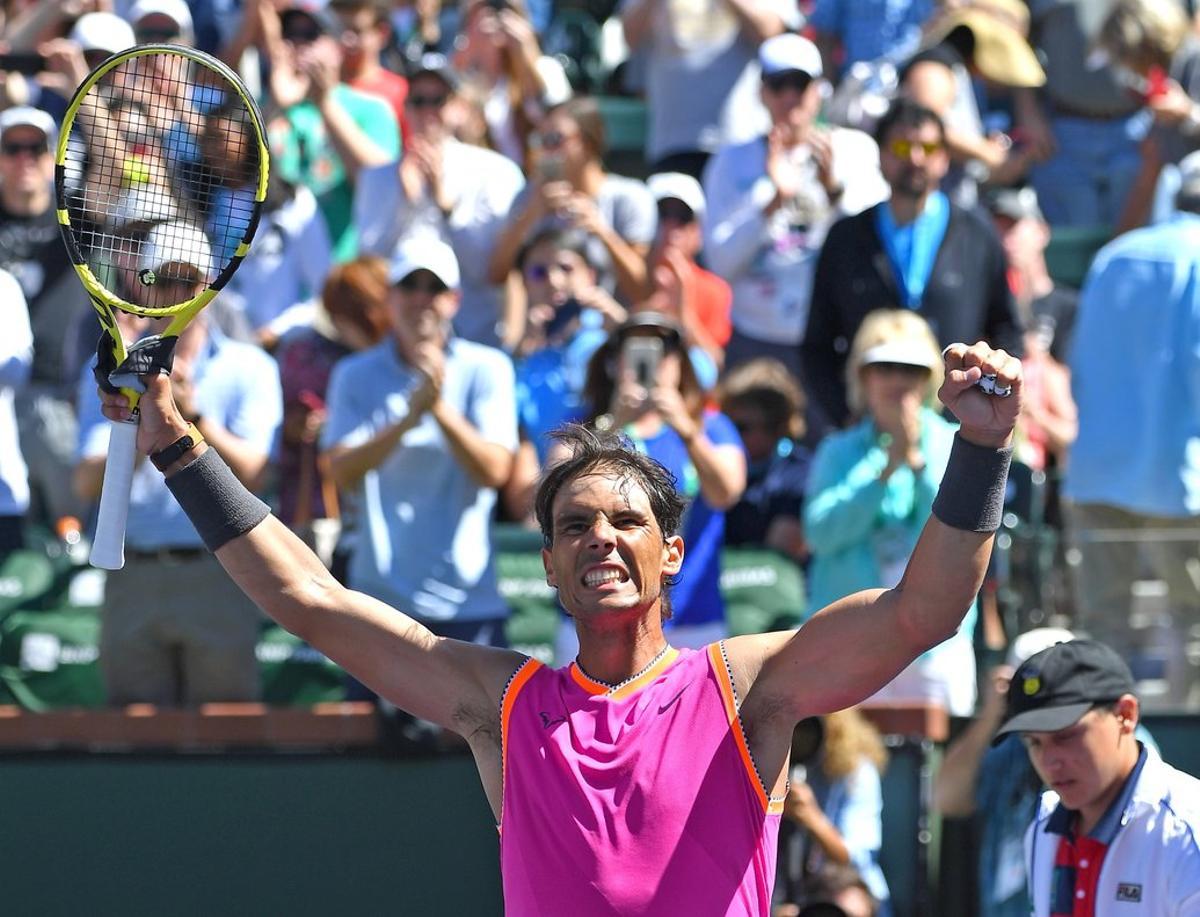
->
xmin=1021 ymin=704 xmax=1135 ymax=819
xmin=542 ymin=471 xmax=683 ymax=624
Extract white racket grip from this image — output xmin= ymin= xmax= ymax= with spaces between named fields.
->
xmin=90 ymin=416 xmax=140 ymax=570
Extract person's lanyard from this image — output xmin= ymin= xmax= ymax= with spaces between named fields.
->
xmin=624 ymin=425 xmax=700 ymax=499
xmin=874 ymin=191 xmax=950 ymax=309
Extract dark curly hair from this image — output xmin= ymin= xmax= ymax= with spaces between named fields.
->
xmin=534 ymin=424 xmax=686 ymax=548
xmin=534 ymin=425 xmax=687 ymax=620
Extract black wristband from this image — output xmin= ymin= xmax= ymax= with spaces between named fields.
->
xmin=150 ymin=423 xmax=204 ymax=472
xmin=931 ymin=433 xmax=1013 ymax=533
xmin=164 ymin=448 xmax=270 ymax=552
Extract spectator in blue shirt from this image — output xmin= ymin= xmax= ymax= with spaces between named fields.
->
xmin=321 ymin=237 xmax=517 ymax=645
xmin=1064 ymin=152 xmax=1200 ymax=710
xmin=809 ymin=0 xmax=933 ymax=79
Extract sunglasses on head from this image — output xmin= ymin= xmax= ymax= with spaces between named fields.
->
xmin=887 ymin=138 xmax=942 ymax=158
xmin=408 ymin=93 xmax=448 ymax=110
xmin=397 ymin=274 xmax=448 ymax=295
xmin=763 ymin=70 xmax=812 ymax=94
xmin=657 ymin=201 xmax=695 ymax=225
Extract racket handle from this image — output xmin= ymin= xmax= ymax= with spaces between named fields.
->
xmin=90 ymin=417 xmax=140 ymax=571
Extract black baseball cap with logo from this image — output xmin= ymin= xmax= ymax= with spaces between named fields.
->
xmin=993 ymin=639 xmax=1135 ymax=744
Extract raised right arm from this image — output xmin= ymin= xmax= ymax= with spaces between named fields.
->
xmin=102 ymin=373 xmax=525 ymax=734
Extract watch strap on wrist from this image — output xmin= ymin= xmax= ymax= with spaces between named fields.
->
xmin=150 ymin=422 xmax=205 ymax=472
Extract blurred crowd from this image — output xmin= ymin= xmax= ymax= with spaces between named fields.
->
xmin=0 ymin=0 xmax=1199 ymax=911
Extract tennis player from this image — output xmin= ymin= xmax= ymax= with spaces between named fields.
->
xmin=99 ymin=340 xmax=1019 ymax=915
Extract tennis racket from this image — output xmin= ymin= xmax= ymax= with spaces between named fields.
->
xmin=55 ymin=44 xmax=269 ymax=570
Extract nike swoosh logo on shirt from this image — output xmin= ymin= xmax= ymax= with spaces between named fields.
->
xmin=658 ymin=686 xmax=687 ymax=714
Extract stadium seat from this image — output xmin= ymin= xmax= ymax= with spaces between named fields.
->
xmin=719 ymin=547 xmax=807 ymax=636
xmin=495 ymin=525 xmax=559 ymax=662
xmin=257 ymin=625 xmax=348 ymax=705
xmin=0 ymin=606 xmax=104 ymax=710
xmin=1044 ymin=225 xmax=1111 ymax=288
xmin=0 ymin=549 xmax=57 ymax=617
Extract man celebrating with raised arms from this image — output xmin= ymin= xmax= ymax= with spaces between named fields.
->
xmin=97 ymin=341 xmax=1019 ymax=915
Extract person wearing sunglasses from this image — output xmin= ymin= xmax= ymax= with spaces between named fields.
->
xmin=353 ymin=54 xmax=524 ymax=349
xmin=0 ymin=106 xmax=93 ymax=530
xmin=803 ymin=98 xmax=1024 ymax=429
xmin=320 ymin=236 xmax=518 ymax=674
xmin=620 ymin=0 xmax=800 ymax=180
xmin=805 ymin=308 xmax=979 ymax=717
xmin=488 ymin=97 xmax=657 ymax=306
xmin=647 ymin=171 xmax=732 ymax=373
xmin=509 ymin=228 xmax=622 ymax=471
xmin=704 ymin=33 xmax=888 ymax=395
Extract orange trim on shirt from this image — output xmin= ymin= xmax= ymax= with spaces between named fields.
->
xmin=501 ymin=658 xmax=543 ymax=786
xmin=569 ymin=648 xmax=681 ymax=700
xmin=610 ymin=647 xmax=679 ymax=700
xmin=708 ymin=643 xmax=774 ymax=814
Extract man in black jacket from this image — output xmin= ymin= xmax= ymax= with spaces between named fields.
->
xmin=801 ymin=98 xmax=1024 ymax=428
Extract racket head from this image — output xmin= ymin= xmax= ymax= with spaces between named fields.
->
xmin=54 ymin=44 xmax=269 ymax=326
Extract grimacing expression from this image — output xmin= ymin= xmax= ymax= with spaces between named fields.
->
xmin=542 ymin=471 xmax=683 ymax=624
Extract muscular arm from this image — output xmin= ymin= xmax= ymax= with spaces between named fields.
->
xmin=728 ymin=345 xmax=1021 ymax=775
xmin=215 ymin=508 xmax=524 ymax=732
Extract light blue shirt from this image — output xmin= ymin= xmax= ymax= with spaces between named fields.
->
xmin=322 ymin=337 xmax=518 ymax=622
xmin=1066 ymin=212 xmax=1200 ymax=516
xmin=77 ymin=328 xmax=282 ymax=549
xmin=808 ymin=0 xmax=931 ymax=74
xmin=0 ymin=268 xmax=31 ymax=515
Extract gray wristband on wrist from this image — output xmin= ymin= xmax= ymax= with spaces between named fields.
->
xmin=164 ymin=448 xmax=271 ymax=552
xmin=931 ymin=433 xmax=1013 ymax=533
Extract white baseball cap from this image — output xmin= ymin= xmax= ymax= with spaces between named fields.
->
xmin=388 ymin=237 xmax=460 ymax=290
xmin=0 ymin=106 xmax=57 ymax=146
xmin=759 ymin=33 xmax=823 ymax=80
xmin=127 ymin=0 xmax=195 ymax=42
xmin=647 ymin=172 xmax=706 ymax=221
xmin=137 ymin=221 xmax=214 ymax=284
xmin=70 ymin=12 xmax=137 ymax=54
xmin=1006 ymin=627 xmax=1077 ymax=669
xmin=860 ymin=339 xmax=938 ymax=370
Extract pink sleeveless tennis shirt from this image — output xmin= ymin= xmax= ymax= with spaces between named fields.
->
xmin=499 ymin=643 xmax=783 ymax=916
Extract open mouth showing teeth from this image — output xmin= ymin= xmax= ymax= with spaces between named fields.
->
xmin=583 ymin=569 xmax=626 ymax=587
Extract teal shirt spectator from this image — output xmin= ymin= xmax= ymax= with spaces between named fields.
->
xmin=1065 ymin=211 xmax=1200 ymax=517
xmin=803 ymin=407 xmax=976 ymax=645
xmin=269 ymin=85 xmax=402 ymax=263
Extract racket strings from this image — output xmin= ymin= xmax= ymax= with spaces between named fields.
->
xmin=63 ymin=50 xmax=262 ymax=312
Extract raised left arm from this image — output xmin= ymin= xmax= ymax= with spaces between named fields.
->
xmin=731 ymin=343 xmax=1021 ymax=732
